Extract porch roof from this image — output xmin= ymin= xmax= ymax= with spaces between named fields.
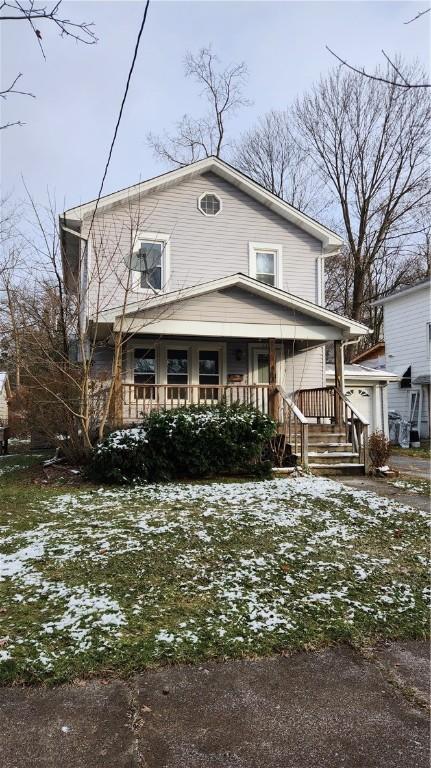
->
xmin=96 ymin=274 xmax=370 ymax=341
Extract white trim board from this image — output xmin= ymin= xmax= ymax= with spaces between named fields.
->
xmin=61 ymin=156 xmax=343 ymax=254
xmin=97 ymin=273 xmax=369 ymax=338
xmin=115 ymin=317 xmax=347 ymax=341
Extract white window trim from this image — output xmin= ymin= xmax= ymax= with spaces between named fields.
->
xmin=248 ymin=242 xmax=283 ymax=289
xmin=131 ymin=231 xmax=171 ymax=294
xmin=127 ymin=339 xmax=227 ymax=389
xmin=197 ymin=191 xmax=223 ymax=217
xmin=427 ymin=322 xmax=431 ymax=358
xmin=128 ymin=342 xmax=160 ymax=386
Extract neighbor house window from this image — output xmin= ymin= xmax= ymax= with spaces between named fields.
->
xmin=167 ymin=349 xmax=189 ymax=399
xmin=400 ymin=366 xmax=412 ymax=389
xmin=198 ymin=192 xmax=221 ymax=216
xmin=134 ymin=348 xmax=156 ymax=399
xmin=249 ymin=243 xmax=282 ymax=288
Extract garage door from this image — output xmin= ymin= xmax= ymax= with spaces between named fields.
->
xmin=344 ymin=386 xmax=373 ymax=428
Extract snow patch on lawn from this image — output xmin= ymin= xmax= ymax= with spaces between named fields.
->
xmin=1 ymin=476 xmax=429 ymax=673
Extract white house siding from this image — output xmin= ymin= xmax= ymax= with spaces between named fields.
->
xmin=81 ymin=171 xmax=322 ymax=316
xmin=0 ymin=391 xmax=8 ymax=422
xmin=0 ymin=374 xmax=9 ymax=423
xmin=383 ymin=283 xmax=431 ymax=438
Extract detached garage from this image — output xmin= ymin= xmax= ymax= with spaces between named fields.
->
xmin=326 ymin=364 xmax=399 ymax=437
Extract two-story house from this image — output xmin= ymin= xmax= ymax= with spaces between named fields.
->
xmin=60 ymin=157 xmax=370 ymax=471
xmin=373 ymin=278 xmax=431 ymax=440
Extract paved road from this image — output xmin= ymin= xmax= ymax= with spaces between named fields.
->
xmin=1 ymin=642 xmax=429 ymax=768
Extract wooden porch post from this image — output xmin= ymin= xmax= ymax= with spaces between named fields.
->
xmin=111 ymin=332 xmax=123 ymax=428
xmin=334 ymin=340 xmax=344 ymax=425
xmin=268 ymin=338 xmax=278 ymax=420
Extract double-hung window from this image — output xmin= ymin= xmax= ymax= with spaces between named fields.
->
xmin=134 ymin=348 xmax=156 ymax=399
xmin=199 ymin=349 xmax=220 ymax=400
xmin=249 ymin=243 xmax=282 ymax=288
xmin=167 ymin=349 xmax=189 ymax=400
xmin=138 ymin=241 xmax=162 ymax=290
xmin=132 ymin=233 xmax=170 ymax=292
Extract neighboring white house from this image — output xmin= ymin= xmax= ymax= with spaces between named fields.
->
xmin=0 ymin=372 xmax=11 ymax=425
xmin=373 ymin=278 xmax=431 ymax=439
xmin=326 ymin=364 xmax=399 ymax=437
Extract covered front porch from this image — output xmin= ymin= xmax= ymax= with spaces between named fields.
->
xmin=106 ymin=335 xmax=368 ymax=473
xmin=96 ymin=274 xmax=370 ymax=471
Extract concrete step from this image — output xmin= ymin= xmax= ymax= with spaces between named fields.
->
xmin=308 ymin=463 xmax=365 ymax=476
xmin=308 ymin=452 xmax=359 ymax=464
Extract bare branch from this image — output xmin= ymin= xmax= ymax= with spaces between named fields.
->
xmin=0 ymin=0 xmax=97 ymax=45
xmin=404 ymin=7 xmax=430 ymax=24
xmin=326 ymin=46 xmax=431 ymax=89
xmin=0 ymin=72 xmax=35 ymax=99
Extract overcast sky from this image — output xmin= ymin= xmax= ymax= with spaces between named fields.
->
xmin=1 ymin=0 xmax=430 ymax=215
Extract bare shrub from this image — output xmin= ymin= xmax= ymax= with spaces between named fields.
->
xmin=369 ymin=431 xmax=391 ymax=469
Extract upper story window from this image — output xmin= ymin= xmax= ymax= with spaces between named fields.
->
xmin=132 ymin=232 xmax=170 ymax=293
xmin=248 ymin=242 xmax=282 ymax=289
xmin=198 ymin=192 xmax=221 ymax=217
xmin=139 ymin=241 xmax=162 ymax=290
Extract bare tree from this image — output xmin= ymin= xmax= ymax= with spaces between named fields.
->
xmin=0 ymin=187 xmax=181 ymax=458
xmin=148 ymin=46 xmax=250 ymax=166
xmin=296 ymin=62 xmax=431 ymax=327
xmin=326 ymin=8 xmax=431 ymax=89
xmin=233 ymin=109 xmax=328 ymax=216
xmin=1 ymin=0 xmax=97 ymax=128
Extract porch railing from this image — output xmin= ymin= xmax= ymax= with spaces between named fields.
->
xmin=121 ymin=383 xmax=272 ymax=421
xmin=295 ymin=386 xmax=369 ymax=470
xmin=275 ymin=386 xmax=309 ymax=468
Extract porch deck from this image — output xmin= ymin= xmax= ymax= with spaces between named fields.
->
xmin=116 ymin=383 xmax=369 ymax=473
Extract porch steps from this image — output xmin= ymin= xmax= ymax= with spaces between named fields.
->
xmin=308 ymin=451 xmax=360 ymax=464
xmin=284 ymin=423 xmax=365 ymax=476
xmin=307 ymin=430 xmax=364 ymax=475
xmin=307 ymin=463 xmax=365 ymax=476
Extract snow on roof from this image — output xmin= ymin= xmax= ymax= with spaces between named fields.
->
xmin=326 ymin=364 xmax=399 ymax=381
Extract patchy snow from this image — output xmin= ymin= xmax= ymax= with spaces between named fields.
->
xmin=0 ymin=476 xmax=429 ymax=674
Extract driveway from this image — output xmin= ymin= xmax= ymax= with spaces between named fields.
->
xmin=1 ymin=643 xmax=429 ymax=768
xmin=390 ymin=454 xmax=430 ymax=480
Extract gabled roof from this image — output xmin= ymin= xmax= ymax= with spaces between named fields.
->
xmin=326 ymin=364 xmax=399 ymax=382
xmin=0 ymin=372 xmax=11 ymax=397
xmin=372 ymin=278 xmax=431 ymax=306
xmin=351 ymin=341 xmax=385 ymax=364
xmin=62 ymin=157 xmax=343 ymax=254
xmin=97 ymin=273 xmax=369 ymax=338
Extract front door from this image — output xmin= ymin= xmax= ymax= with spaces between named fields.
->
xmin=250 ymin=345 xmax=282 ymax=413
xmin=253 ymin=350 xmax=270 ymax=384
xmin=250 ymin=345 xmax=282 ymax=385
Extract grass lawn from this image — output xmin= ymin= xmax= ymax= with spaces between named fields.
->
xmin=388 ymin=476 xmax=430 ymax=497
xmin=0 ymin=454 xmax=429 ymax=684
xmin=391 ymin=441 xmax=431 ymax=460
